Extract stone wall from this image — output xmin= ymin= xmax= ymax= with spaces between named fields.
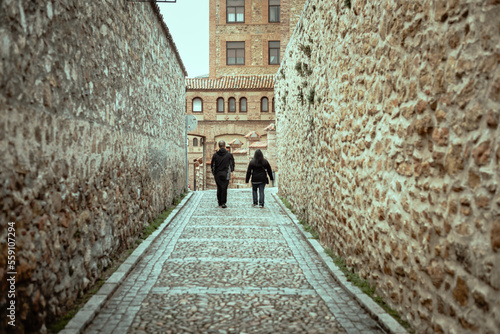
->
xmin=0 ymin=0 xmax=186 ymax=331
xmin=275 ymin=0 xmax=500 ymax=333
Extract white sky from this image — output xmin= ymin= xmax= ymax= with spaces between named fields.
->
xmin=158 ymin=1 xmax=209 ymax=78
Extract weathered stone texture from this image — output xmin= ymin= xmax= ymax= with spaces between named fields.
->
xmin=0 ymin=0 xmax=186 ymax=332
xmin=275 ymin=0 xmax=500 ymax=333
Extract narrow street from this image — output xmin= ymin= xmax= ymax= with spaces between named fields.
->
xmin=64 ymin=189 xmax=395 ymax=334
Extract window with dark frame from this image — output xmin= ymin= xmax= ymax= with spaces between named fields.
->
xmin=269 ymin=41 xmax=280 ymax=65
xmin=240 ymin=97 xmax=247 ymax=112
xmin=217 ymin=97 xmax=225 ymax=113
xmin=227 ymin=42 xmax=245 ymax=65
xmin=272 ymin=97 xmax=275 ymax=112
xmin=261 ymin=97 xmax=269 ymax=112
xmin=228 ymin=97 xmax=236 ymax=112
xmin=227 ymin=0 xmax=244 ymax=23
xmin=192 ymin=97 xmax=202 ymax=112
xmin=193 ymin=138 xmax=198 ymax=146
xmin=269 ymin=0 xmax=280 ymax=22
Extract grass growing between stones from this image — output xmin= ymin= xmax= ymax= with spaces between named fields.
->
xmin=299 ymin=220 xmax=319 ymax=239
xmin=279 ymin=195 xmax=295 ymax=213
xmin=279 ymin=196 xmax=319 ymax=239
xmin=47 ymin=192 xmax=187 ymax=333
xmin=324 ymin=249 xmax=415 ymax=333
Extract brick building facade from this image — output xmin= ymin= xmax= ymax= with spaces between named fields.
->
xmin=186 ymin=0 xmax=306 ymax=190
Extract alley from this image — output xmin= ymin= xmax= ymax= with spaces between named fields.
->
xmin=67 ymin=189 xmax=393 ymax=334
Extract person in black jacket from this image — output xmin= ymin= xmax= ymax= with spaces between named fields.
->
xmin=211 ymin=140 xmax=235 ymax=208
xmin=245 ymin=149 xmax=274 ymax=208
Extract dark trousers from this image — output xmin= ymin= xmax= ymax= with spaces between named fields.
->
xmin=252 ymin=183 xmax=266 ymax=206
xmin=215 ymin=173 xmax=229 ymax=205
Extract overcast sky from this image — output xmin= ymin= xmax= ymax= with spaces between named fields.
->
xmin=159 ymin=1 xmax=209 ymax=78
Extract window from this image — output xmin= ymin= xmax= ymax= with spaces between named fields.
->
xmin=228 ymin=97 xmax=236 ymax=112
xmin=227 ymin=42 xmax=245 ymax=65
xmin=239 ymin=97 xmax=247 ymax=113
xmin=193 ymin=138 xmax=198 ymax=146
xmin=200 ymin=138 xmax=204 ymax=146
xmin=217 ymin=97 xmax=224 ymax=113
xmin=192 ymin=97 xmax=202 ymax=112
xmin=272 ymin=98 xmax=275 ymax=112
xmin=269 ymin=0 xmax=280 ymax=22
xmin=227 ymin=0 xmax=244 ymax=23
xmin=269 ymin=41 xmax=280 ymax=65
xmin=261 ymin=97 xmax=269 ymax=112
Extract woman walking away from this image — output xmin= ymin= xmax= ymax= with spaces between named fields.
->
xmin=245 ymin=149 xmax=274 ymax=208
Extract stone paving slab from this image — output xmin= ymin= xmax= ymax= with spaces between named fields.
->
xmin=127 ymin=293 xmax=346 ymax=334
xmin=180 ymin=226 xmax=283 ymax=240
xmin=154 ymin=261 xmax=311 ymax=289
xmin=79 ymin=189 xmax=390 ymax=334
xmin=170 ymin=239 xmax=293 ymax=259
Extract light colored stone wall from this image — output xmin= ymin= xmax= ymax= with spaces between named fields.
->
xmin=275 ymin=0 xmax=500 ymax=333
xmin=0 ymin=1 xmax=186 ymax=331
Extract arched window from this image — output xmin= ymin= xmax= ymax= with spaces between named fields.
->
xmin=200 ymin=138 xmax=204 ymax=146
xmin=272 ymin=97 xmax=275 ymax=112
xmin=217 ymin=97 xmax=224 ymax=113
xmin=192 ymin=98 xmax=202 ymax=112
xmin=228 ymin=97 xmax=236 ymax=112
xmin=240 ymin=97 xmax=247 ymax=113
xmin=193 ymin=138 xmax=198 ymax=146
xmin=261 ymin=97 xmax=269 ymax=112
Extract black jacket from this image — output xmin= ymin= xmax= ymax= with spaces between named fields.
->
xmin=245 ymin=158 xmax=273 ymax=184
xmin=211 ymin=148 xmax=235 ymax=176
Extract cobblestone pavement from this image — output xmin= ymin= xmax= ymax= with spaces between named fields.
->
xmin=83 ymin=189 xmax=386 ymax=334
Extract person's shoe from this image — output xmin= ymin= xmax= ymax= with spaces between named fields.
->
xmin=221 ymin=204 xmax=227 ymax=208
xmin=259 ymin=204 xmax=264 ymax=208
xmin=253 ymin=204 xmax=258 ymax=207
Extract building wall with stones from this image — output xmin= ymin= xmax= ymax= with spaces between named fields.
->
xmin=186 ymin=76 xmax=276 ymax=190
xmin=275 ymin=0 xmax=500 ymax=333
xmin=0 ymin=1 xmax=187 ymax=331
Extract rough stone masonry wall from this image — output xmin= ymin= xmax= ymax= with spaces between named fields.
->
xmin=0 ymin=0 xmax=186 ymax=332
xmin=275 ymin=0 xmax=500 ymax=333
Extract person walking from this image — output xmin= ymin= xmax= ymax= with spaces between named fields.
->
xmin=211 ymin=140 xmax=235 ymax=208
xmin=245 ymin=149 xmax=274 ymax=208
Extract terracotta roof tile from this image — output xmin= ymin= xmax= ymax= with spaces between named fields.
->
xmin=232 ymin=149 xmax=248 ymax=154
xmin=264 ymin=123 xmax=276 ymax=131
xmin=186 ymin=75 xmax=275 ymax=90
xmin=245 ymin=131 xmax=262 ymax=139
xmin=229 ymin=138 xmax=243 ymax=145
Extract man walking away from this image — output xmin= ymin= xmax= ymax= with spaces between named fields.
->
xmin=211 ymin=140 xmax=235 ymax=208
xmin=245 ymin=149 xmax=274 ymax=208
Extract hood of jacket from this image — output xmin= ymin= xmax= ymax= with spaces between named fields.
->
xmin=216 ymin=148 xmax=228 ymax=156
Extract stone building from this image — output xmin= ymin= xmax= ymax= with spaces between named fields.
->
xmin=186 ymin=0 xmax=306 ymax=189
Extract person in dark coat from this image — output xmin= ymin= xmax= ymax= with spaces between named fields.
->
xmin=245 ymin=149 xmax=274 ymax=208
xmin=211 ymin=140 xmax=235 ymax=208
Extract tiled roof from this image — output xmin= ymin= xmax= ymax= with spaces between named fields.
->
xmin=232 ymin=149 xmax=248 ymax=154
xmin=245 ymin=131 xmax=262 ymax=139
xmin=229 ymin=138 xmax=243 ymax=145
xmin=249 ymin=142 xmax=267 ymax=148
xmin=186 ymin=75 xmax=275 ymax=90
xmin=264 ymin=123 xmax=276 ymax=131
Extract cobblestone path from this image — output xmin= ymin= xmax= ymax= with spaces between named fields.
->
xmin=83 ymin=189 xmax=385 ymax=334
